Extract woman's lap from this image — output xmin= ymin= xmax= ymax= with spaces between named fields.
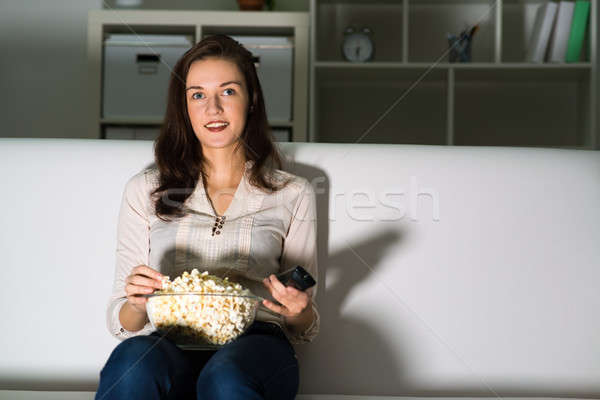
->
xmin=196 ymin=322 xmax=299 ymax=399
xmin=95 ymin=321 xmax=298 ymax=400
xmin=95 ymin=330 xmax=199 ymax=400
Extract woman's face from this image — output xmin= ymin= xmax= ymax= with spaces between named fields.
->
xmin=185 ymin=57 xmax=250 ymax=150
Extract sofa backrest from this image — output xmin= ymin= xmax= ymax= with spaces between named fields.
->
xmin=1 ymin=138 xmax=599 ymax=396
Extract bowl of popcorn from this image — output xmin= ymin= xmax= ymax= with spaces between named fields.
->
xmin=145 ymin=269 xmax=262 ymax=349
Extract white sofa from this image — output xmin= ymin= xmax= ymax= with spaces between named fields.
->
xmin=1 ymin=138 xmax=599 ymax=400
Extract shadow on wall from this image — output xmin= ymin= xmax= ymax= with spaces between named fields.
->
xmin=288 ymin=160 xmax=409 ymax=395
xmin=284 ymin=158 xmax=600 ymax=398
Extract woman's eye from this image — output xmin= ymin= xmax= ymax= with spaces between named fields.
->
xmin=191 ymin=92 xmax=204 ymax=100
xmin=224 ymin=88 xmax=235 ymax=95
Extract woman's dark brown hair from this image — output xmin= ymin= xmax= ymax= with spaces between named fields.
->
xmin=151 ymin=34 xmax=290 ymax=221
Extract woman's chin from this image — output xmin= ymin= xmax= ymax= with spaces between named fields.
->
xmin=198 ymin=135 xmax=240 ymax=149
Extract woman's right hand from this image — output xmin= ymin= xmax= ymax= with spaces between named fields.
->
xmin=125 ymin=265 xmax=164 ymax=314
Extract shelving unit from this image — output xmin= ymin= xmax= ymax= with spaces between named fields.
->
xmin=87 ymin=10 xmax=309 ymax=142
xmin=309 ymin=0 xmax=598 ymax=149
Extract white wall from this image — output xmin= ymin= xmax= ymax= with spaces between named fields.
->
xmin=0 ymin=0 xmax=103 ymax=139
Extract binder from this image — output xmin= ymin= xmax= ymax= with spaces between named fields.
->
xmin=566 ymin=0 xmax=591 ymax=62
xmin=526 ymin=2 xmax=559 ymax=63
xmin=547 ymin=1 xmax=575 ymax=62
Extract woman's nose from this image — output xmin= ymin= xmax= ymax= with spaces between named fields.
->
xmin=206 ymin=94 xmax=223 ymax=114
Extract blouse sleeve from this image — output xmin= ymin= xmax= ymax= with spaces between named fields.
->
xmin=106 ymin=171 xmax=155 ymax=341
xmin=279 ymin=178 xmax=320 ymax=344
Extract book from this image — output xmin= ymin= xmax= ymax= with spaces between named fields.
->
xmin=566 ymin=0 xmax=591 ymax=62
xmin=547 ymin=1 xmax=575 ymax=62
xmin=526 ymin=2 xmax=559 ymax=63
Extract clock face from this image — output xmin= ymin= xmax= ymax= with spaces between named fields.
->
xmin=342 ymin=33 xmax=374 ymax=62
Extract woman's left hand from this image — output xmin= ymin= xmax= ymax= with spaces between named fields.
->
xmin=261 ymin=274 xmax=311 ymax=318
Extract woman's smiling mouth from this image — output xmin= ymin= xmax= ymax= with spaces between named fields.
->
xmin=205 ymin=121 xmax=229 ymax=132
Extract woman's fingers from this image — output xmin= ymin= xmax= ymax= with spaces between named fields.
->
xmin=263 ymin=275 xmax=292 ymax=306
xmin=125 ymin=281 xmax=153 ymax=305
xmin=125 ymin=286 xmax=150 ymax=300
xmin=124 ymin=265 xmax=164 ymax=299
xmin=262 ymin=299 xmax=286 ymax=316
xmin=262 ymin=276 xmax=278 ymax=299
xmin=134 ymin=265 xmax=163 ymax=281
xmin=127 ymin=275 xmax=163 ymax=290
xmin=268 ymin=274 xmax=287 ymax=294
xmin=128 ymin=286 xmax=153 ymax=296
xmin=125 ymin=282 xmax=160 ymax=309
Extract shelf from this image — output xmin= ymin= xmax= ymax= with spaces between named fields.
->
xmin=101 ymin=24 xmax=196 ymax=37
xmin=101 ymin=117 xmax=164 ymax=125
xmin=315 ymin=61 xmax=592 ymax=69
xmin=411 ymin=0 xmax=500 ymax=3
xmin=315 ymin=1 xmax=404 ymax=62
xmin=315 ymin=65 xmax=447 ymax=145
xmin=314 ymin=61 xmax=591 ymax=82
xmin=454 ymin=66 xmax=591 ymax=81
xmin=308 ymin=0 xmax=596 ymax=147
xmin=503 ymin=0 xmax=592 ymax=63
xmin=316 ymin=64 xmax=447 ymax=82
xmin=269 ymin=120 xmax=294 ymax=127
xmin=318 ymin=0 xmax=497 ymax=3
xmin=103 ymin=125 xmax=159 ymax=141
xmin=89 ymin=10 xmax=310 ymax=141
xmin=408 ymin=0 xmax=497 ymax=63
xmin=454 ymin=77 xmax=589 ymax=147
xmin=202 ymin=25 xmax=294 ymax=37
xmin=317 ymin=0 xmax=403 ymax=4
xmin=100 ymin=117 xmax=293 ymax=128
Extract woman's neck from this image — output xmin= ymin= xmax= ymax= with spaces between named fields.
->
xmin=202 ymin=148 xmax=246 ymax=188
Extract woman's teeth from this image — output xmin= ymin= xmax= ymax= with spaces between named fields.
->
xmin=205 ymin=122 xmax=229 ymax=128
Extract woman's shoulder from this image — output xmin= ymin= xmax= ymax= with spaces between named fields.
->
xmin=125 ymin=167 xmax=159 ymax=188
xmin=123 ymin=168 xmax=160 ymax=204
xmin=270 ymin=169 xmax=311 ymax=195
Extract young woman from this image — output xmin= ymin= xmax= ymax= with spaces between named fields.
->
xmin=95 ymin=34 xmax=319 ymax=400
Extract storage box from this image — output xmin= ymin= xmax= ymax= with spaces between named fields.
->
xmin=104 ymin=126 xmax=160 ymax=140
xmin=271 ymin=127 xmax=291 ymax=142
xmin=102 ymin=34 xmax=193 ymax=118
xmin=229 ymin=35 xmax=294 ymax=122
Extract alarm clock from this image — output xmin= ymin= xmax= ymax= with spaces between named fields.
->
xmin=341 ymin=26 xmax=374 ymax=62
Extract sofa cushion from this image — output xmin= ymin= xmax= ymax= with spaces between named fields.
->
xmin=1 ymin=139 xmax=599 ymax=396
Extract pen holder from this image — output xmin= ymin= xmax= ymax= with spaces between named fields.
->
xmin=447 ymin=33 xmax=473 ymax=63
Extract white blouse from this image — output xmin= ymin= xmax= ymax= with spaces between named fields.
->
xmin=106 ymin=160 xmax=320 ymax=345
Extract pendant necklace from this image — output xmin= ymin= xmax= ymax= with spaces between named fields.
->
xmin=206 ymin=162 xmax=246 ymax=237
xmin=203 ymin=175 xmax=226 ymax=237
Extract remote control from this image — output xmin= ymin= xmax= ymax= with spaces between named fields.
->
xmin=276 ymin=266 xmax=316 ymax=291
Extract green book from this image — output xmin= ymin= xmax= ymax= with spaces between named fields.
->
xmin=566 ymin=0 xmax=590 ymax=63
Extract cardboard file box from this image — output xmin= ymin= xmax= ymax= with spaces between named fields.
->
xmin=102 ymin=34 xmax=192 ymax=118
xmin=271 ymin=127 xmax=291 ymax=142
xmin=229 ymin=35 xmax=294 ymax=122
xmin=104 ymin=126 xmax=160 ymax=141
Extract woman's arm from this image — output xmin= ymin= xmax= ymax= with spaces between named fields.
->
xmin=120 ymin=300 xmax=149 ymax=332
xmin=278 ymin=178 xmax=320 ymax=343
xmin=107 ymin=172 xmax=155 ymax=340
xmin=284 ymin=303 xmax=316 ymax=335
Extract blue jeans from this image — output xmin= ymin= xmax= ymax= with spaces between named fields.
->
xmin=95 ymin=321 xmax=299 ymax=400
